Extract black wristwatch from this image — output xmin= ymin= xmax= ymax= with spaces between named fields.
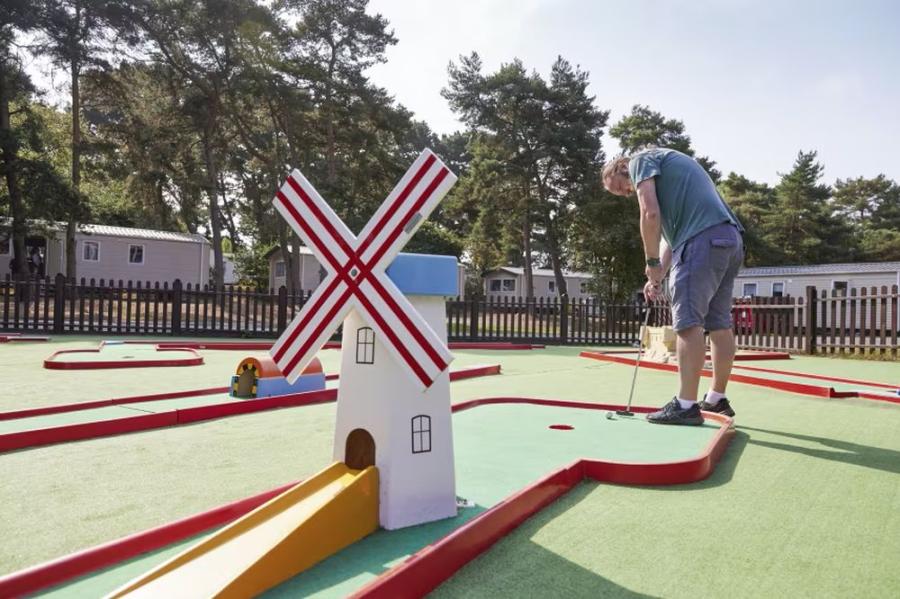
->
xmin=645 ymin=257 xmax=661 ymax=267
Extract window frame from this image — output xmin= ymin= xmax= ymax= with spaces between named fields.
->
xmin=128 ymin=243 xmax=145 ymax=265
xmin=0 ymin=237 xmax=10 ymax=256
xmin=548 ymin=279 xmax=555 ymax=292
xmin=83 ymin=240 xmax=100 ymax=262
xmin=356 ymin=326 xmax=375 ymax=364
xmin=831 ymin=280 xmax=848 ymax=294
xmin=274 ymin=260 xmax=286 ymax=278
xmin=501 ymin=278 xmax=516 ymax=292
xmin=742 ymin=282 xmax=758 ymax=297
xmin=411 ymin=415 xmax=432 ymax=454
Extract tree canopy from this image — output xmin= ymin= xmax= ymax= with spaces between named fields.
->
xmin=1 ymin=0 xmax=896 ymax=297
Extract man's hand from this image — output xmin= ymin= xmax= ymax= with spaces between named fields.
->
xmin=644 ymin=279 xmax=662 ymax=302
xmin=645 ymin=264 xmax=663 ymax=285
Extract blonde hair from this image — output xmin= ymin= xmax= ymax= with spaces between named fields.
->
xmin=601 ymin=156 xmax=630 ymax=189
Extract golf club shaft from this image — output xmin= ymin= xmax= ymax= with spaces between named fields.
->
xmin=625 ymin=297 xmax=655 ymax=412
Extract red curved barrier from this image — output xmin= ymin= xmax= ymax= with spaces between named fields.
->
xmin=0 ymin=365 xmax=502 ymax=452
xmin=44 ymin=346 xmax=203 ymax=370
xmin=580 ymin=351 xmax=899 ymax=404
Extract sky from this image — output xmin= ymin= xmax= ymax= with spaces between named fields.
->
xmin=367 ymin=0 xmax=900 ymax=185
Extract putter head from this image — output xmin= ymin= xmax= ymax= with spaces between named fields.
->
xmin=615 ymin=410 xmax=635 ymax=417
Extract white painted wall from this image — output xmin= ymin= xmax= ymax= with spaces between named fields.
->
xmin=332 ymin=295 xmax=457 ymax=530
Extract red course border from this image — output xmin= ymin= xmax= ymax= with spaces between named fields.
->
xmin=0 ymin=365 xmax=502 ymax=452
xmin=0 ymin=397 xmax=732 ymax=598
xmin=0 ymin=334 xmax=50 ymax=343
xmin=580 ymin=351 xmax=900 ymax=405
xmin=147 ymin=340 xmax=541 ymax=351
xmin=44 ymin=344 xmax=204 ymax=370
xmin=594 ymin=349 xmax=791 ymax=361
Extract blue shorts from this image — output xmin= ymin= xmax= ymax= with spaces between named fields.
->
xmin=670 ymin=223 xmax=744 ymax=332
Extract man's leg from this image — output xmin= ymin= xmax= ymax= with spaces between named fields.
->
xmin=646 ymin=235 xmax=705 ymax=425
xmin=676 ymin=325 xmax=706 ymax=401
xmin=699 ymin=226 xmax=743 ymax=417
xmin=708 ymin=327 xmax=736 ymax=394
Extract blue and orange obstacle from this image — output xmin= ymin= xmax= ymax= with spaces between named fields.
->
xmin=230 ymin=355 xmax=326 ymax=399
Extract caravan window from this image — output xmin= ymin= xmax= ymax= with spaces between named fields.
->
xmin=128 ymin=244 xmax=144 ymax=264
xmin=83 ymin=241 xmax=100 ymax=262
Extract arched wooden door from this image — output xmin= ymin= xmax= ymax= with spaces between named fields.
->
xmin=345 ymin=428 xmax=376 ymax=470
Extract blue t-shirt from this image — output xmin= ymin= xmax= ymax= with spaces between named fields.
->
xmin=628 ymin=148 xmax=743 ymax=250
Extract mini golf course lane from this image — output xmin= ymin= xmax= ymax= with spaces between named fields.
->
xmin=44 ymin=343 xmax=203 ymax=369
xmin=581 ymin=351 xmax=900 ymax=403
xmin=36 ymin=402 xmax=723 ymax=598
xmin=0 ymin=394 xmax=240 ymax=435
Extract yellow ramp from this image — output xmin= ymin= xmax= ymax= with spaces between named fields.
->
xmin=108 ymin=462 xmax=378 ymax=599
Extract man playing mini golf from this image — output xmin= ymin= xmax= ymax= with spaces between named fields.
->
xmin=602 ymin=148 xmax=744 ymax=424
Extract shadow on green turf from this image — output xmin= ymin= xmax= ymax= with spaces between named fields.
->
xmin=738 ymin=426 xmax=900 ymax=475
xmin=432 ymin=484 xmax=660 ymax=598
xmin=624 ymin=429 xmax=748 ymax=492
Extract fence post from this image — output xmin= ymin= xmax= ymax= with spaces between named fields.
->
xmin=559 ymin=294 xmax=569 ymax=344
xmin=172 ymin=279 xmax=183 ymax=335
xmin=804 ymin=285 xmax=817 ymax=355
xmin=277 ymin=286 xmax=288 ymax=333
xmin=468 ymin=296 xmax=479 ymax=340
xmin=53 ymin=273 xmax=65 ymax=333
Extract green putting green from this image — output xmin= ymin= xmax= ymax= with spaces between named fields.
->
xmin=44 ymin=343 xmax=197 ymax=363
xmin=0 ymin=337 xmax=346 ymax=413
xmin=2 ymin=344 xmax=898 ymax=599
xmin=36 ymin=402 xmax=722 ymax=597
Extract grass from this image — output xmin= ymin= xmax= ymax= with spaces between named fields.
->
xmin=1 ymin=341 xmax=899 ymax=598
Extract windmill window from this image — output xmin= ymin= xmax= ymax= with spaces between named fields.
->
xmin=411 ymin=415 xmax=431 ymax=454
xmin=356 ymin=327 xmax=375 ymax=364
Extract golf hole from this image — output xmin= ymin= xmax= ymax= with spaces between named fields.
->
xmin=549 ymin=424 xmax=574 ymax=431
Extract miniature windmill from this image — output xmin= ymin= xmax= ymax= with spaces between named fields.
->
xmin=270 ymin=149 xmax=459 ymax=529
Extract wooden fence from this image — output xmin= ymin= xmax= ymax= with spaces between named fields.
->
xmin=1 ymin=276 xmax=898 ymax=357
xmin=0 ymin=275 xmax=310 ymax=337
xmin=732 ymin=285 xmax=899 ymax=357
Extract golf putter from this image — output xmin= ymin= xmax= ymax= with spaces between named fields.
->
xmin=607 ymin=295 xmax=655 ymax=420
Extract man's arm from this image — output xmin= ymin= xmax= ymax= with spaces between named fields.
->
xmin=636 ymin=179 xmax=661 ymax=259
xmin=636 ymin=179 xmax=664 ymax=285
xmin=660 ymin=240 xmax=673 ymax=274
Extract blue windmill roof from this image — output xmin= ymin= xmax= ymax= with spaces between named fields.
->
xmin=387 ymin=253 xmax=458 ymax=296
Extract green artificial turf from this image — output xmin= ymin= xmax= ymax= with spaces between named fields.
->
xmin=2 ymin=344 xmax=899 ymax=599
xmin=34 ymin=402 xmax=720 ymax=598
xmin=0 ymin=336 xmax=345 ymax=413
xmin=434 ymin=359 xmax=900 ymax=599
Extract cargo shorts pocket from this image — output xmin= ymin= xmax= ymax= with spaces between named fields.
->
xmin=710 ymin=238 xmax=736 ymax=249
